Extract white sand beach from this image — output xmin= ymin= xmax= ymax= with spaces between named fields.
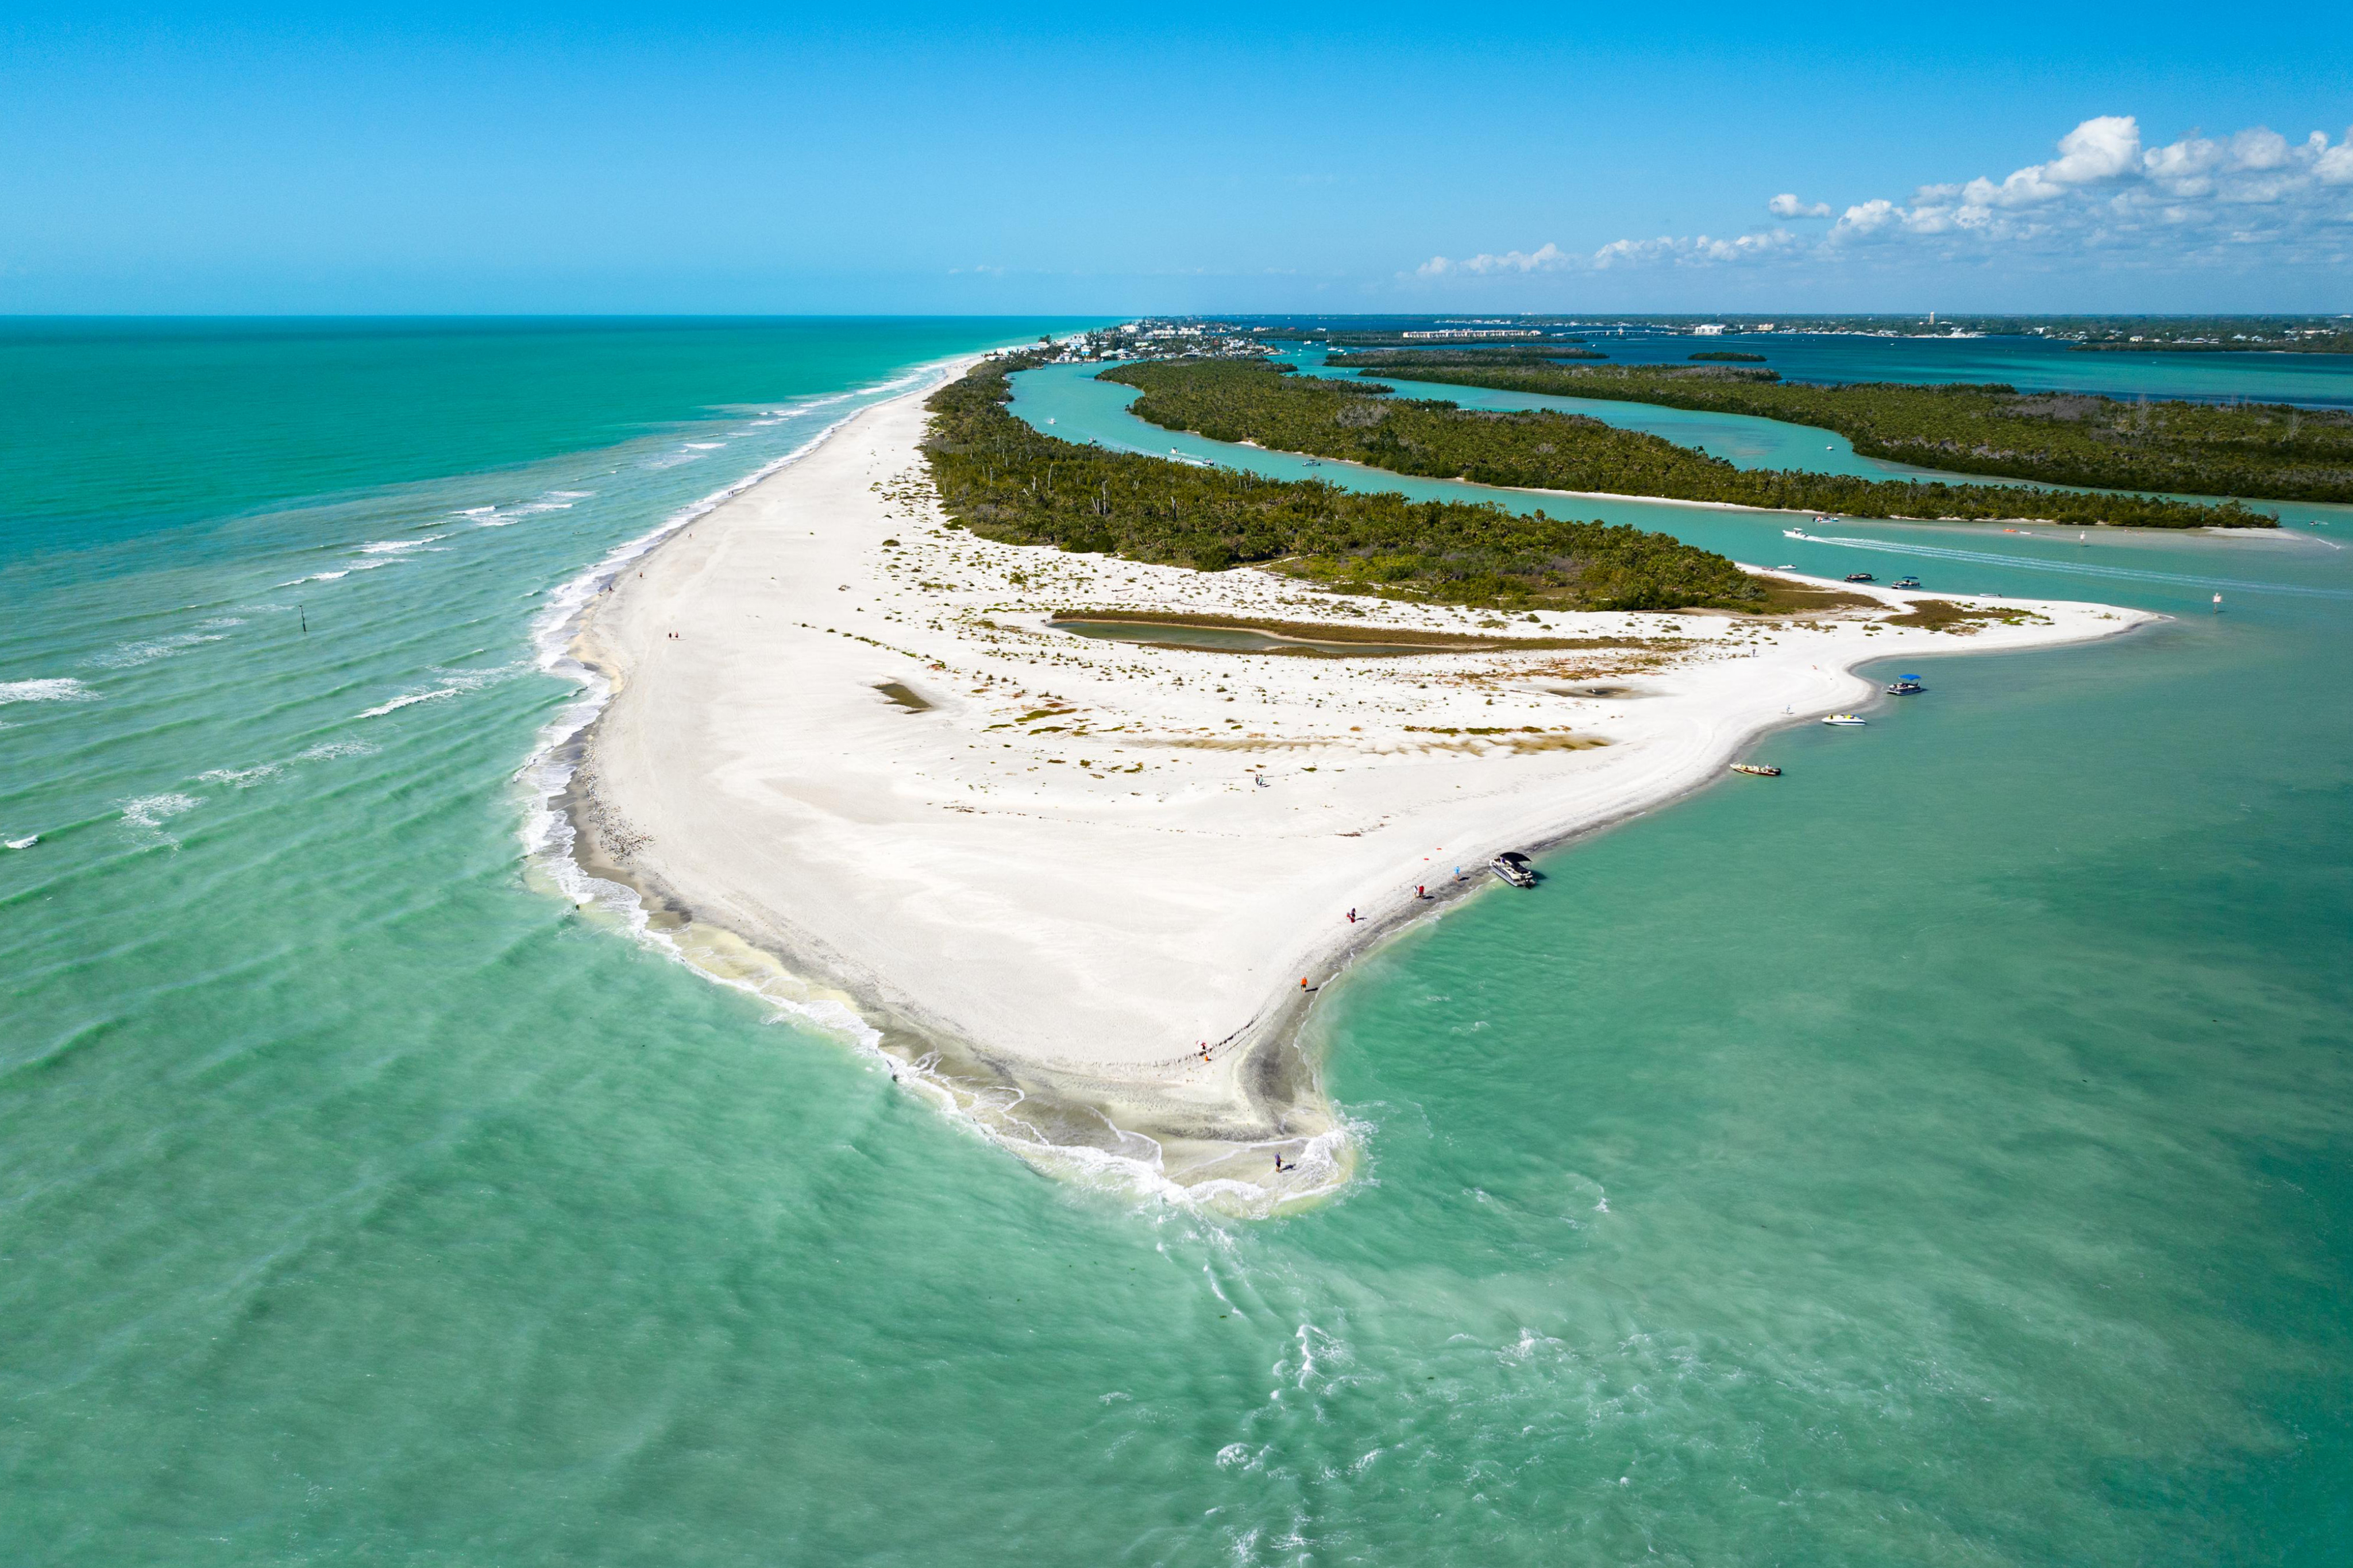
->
xmin=565 ymin=365 xmax=2155 ymax=1208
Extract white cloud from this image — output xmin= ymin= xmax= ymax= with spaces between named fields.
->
xmin=1409 ymin=114 xmax=2353 ymax=283
xmin=1417 ymin=242 xmax=1569 ymax=276
xmin=1417 ymin=230 xmax=1804 ymax=280
xmin=2045 ymin=114 xmax=2143 ymax=182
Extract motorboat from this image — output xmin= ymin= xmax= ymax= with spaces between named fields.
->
xmin=1892 ymin=576 xmax=1921 ymax=589
xmin=1781 ymin=528 xmax=1809 ymax=539
xmin=1822 ymin=713 xmax=1867 ymax=727
xmin=1843 ymin=572 xmax=1876 ymax=583
xmin=1885 ymin=675 xmax=1926 ymax=695
xmin=1729 ymin=763 xmax=1781 ymax=777
xmin=1488 ymin=851 xmax=1538 ymax=888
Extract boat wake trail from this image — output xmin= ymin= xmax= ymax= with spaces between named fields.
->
xmin=1793 ymin=534 xmax=2353 ymax=600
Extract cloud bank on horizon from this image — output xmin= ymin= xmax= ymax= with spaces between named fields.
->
xmin=1415 ymin=115 xmax=2353 ymax=283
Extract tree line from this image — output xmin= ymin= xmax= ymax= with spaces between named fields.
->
xmin=1328 ymin=353 xmax=2340 ymax=506
xmin=1112 ymin=358 xmax=2270 ymax=527
xmin=920 ymin=353 xmax=1763 ymax=611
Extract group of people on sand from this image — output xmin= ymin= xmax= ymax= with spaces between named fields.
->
xmin=1344 ymin=883 xmax=1442 ymax=928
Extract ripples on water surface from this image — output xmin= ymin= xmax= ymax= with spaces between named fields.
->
xmin=3 ymin=323 xmax=2348 ymax=1565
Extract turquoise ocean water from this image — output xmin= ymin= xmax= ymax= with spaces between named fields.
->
xmin=6 ymin=322 xmax=2348 ymax=1565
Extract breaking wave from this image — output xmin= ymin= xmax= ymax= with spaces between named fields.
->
xmin=0 ymin=678 xmax=98 ymax=704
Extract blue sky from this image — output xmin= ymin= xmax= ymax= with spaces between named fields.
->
xmin=5 ymin=3 xmax=2350 ymax=314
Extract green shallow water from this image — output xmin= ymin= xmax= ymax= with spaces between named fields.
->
xmin=5 ymin=322 xmax=2350 ymax=1565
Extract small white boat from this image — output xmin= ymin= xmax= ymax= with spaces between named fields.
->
xmin=1489 ymin=851 xmax=1538 ymax=889
xmin=1782 ymin=528 xmax=1808 ymax=540
xmin=4 ymin=835 xmax=37 ymax=850
xmin=1822 ymin=713 xmax=1866 ymax=727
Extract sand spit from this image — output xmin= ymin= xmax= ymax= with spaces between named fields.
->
xmin=565 ymin=367 xmax=2154 ymax=1211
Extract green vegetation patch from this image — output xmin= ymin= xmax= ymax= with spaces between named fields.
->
xmin=1689 ymin=351 xmax=1768 ymax=362
xmin=1050 ymin=609 xmax=1650 ymax=654
xmin=1112 ymin=358 xmax=2256 ymax=529
xmin=1881 ymin=598 xmax=2042 ymax=632
xmin=920 ymin=354 xmax=1762 ymax=612
xmin=1325 ymin=353 xmax=2323 ymax=509
xmin=1745 ymin=576 xmax=1883 ymax=615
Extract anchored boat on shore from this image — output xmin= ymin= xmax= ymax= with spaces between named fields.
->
xmin=1886 ymin=674 xmax=1926 ymax=695
xmin=1730 ymin=763 xmax=1781 ymax=777
xmin=1488 ymin=851 xmax=1538 ymax=889
xmin=1822 ymin=713 xmax=1866 ymax=727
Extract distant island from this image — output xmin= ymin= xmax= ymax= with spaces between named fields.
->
xmin=1326 ymin=353 xmax=2350 ymax=505
xmin=1104 ymin=358 xmax=2267 ymax=528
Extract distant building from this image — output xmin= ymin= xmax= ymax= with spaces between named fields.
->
xmin=1693 ymin=323 xmax=1727 ymax=336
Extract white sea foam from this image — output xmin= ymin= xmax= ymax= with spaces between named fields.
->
xmin=464 ymin=491 xmax=593 ymax=528
xmin=91 ymin=631 xmax=229 ymax=669
xmin=198 ymin=764 xmax=282 ymax=789
xmin=683 ymin=442 xmax=726 ymax=450
xmin=638 ymin=451 xmax=706 ymax=470
xmin=356 ymin=661 xmax=518 ymax=719
xmin=276 ymin=569 xmax=350 ymax=586
xmin=120 ymin=791 xmax=200 ymax=846
xmin=295 ymin=739 xmax=380 ymax=761
xmin=357 ymin=688 xmax=461 ymax=719
xmin=0 ymin=678 xmax=98 ymax=705
xmin=359 ymin=539 xmax=430 ymax=555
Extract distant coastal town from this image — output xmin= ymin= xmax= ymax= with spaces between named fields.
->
xmin=1040 ymin=314 xmax=2353 ymax=357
